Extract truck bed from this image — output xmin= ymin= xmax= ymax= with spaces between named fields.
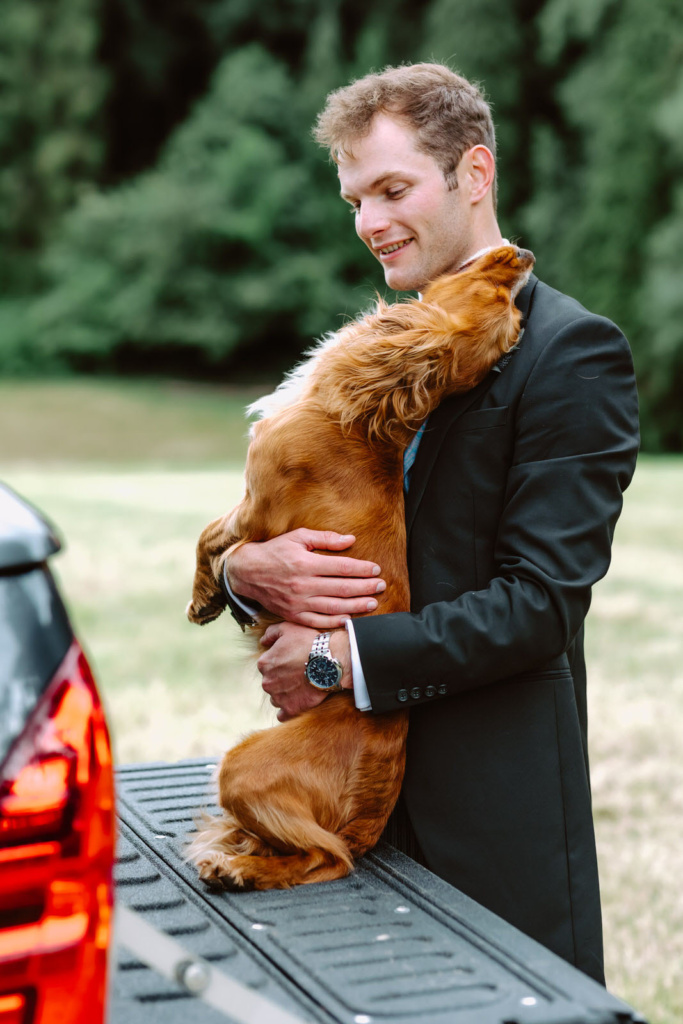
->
xmin=113 ymin=759 xmax=647 ymax=1024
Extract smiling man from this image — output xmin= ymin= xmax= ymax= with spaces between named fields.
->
xmin=222 ymin=63 xmax=639 ymax=984
xmin=338 ymin=113 xmax=499 ymax=292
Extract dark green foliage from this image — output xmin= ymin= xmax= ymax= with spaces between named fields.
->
xmin=639 ymin=67 xmax=683 ymax=449
xmin=98 ymin=0 xmax=218 ymax=180
xmin=0 ymin=0 xmax=682 ymax=447
xmin=4 ymin=2 xmax=424 ymax=377
xmin=522 ymin=0 xmax=683 ymax=448
xmin=0 ymin=0 xmax=107 ymax=291
xmin=421 ymin=0 xmax=526 ymax=218
xmin=17 ymin=48 xmax=361 ymax=375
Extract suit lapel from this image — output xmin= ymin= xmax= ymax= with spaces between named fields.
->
xmin=404 ymin=379 xmax=489 ymax=536
xmin=404 ymin=274 xmax=538 ymax=538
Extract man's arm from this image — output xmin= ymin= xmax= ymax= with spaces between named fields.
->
xmin=352 ymin=315 xmax=640 ymax=711
xmin=257 ymin=622 xmax=354 ymax=722
xmin=224 ymin=530 xmax=380 ymax=718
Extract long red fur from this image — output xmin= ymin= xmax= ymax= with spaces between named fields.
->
xmin=185 ymin=245 xmax=534 ymax=890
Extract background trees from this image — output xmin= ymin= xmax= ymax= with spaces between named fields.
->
xmin=1 ymin=0 xmax=682 ymax=447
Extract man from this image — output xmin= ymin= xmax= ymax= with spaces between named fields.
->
xmin=222 ymin=64 xmax=639 ymax=984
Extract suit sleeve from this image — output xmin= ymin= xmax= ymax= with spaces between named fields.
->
xmin=352 ymin=314 xmax=640 ymax=713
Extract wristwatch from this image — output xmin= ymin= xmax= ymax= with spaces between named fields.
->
xmin=305 ymin=632 xmax=344 ymax=692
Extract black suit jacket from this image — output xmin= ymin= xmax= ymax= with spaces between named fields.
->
xmin=352 ymin=275 xmax=640 ymax=983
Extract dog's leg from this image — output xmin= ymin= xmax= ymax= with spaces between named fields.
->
xmin=186 ymin=510 xmax=245 ymax=625
xmin=194 ymin=850 xmax=257 ymax=891
xmin=337 ymin=711 xmax=409 ymax=859
xmin=187 ymin=779 xmax=355 ymax=891
xmin=187 ymin=815 xmax=353 ymax=890
xmin=339 ymin=808 xmax=400 ymax=861
xmin=184 ymin=810 xmax=268 ymax=887
xmin=217 ymin=847 xmax=353 ymax=890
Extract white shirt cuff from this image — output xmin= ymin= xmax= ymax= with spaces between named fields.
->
xmin=223 ymin=563 xmax=261 ymax=619
xmin=345 ymin=619 xmax=372 ymax=711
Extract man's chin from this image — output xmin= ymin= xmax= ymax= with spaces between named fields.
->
xmin=383 ymin=266 xmax=424 ymax=294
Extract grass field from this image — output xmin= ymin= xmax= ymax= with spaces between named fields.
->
xmin=1 ymin=379 xmax=681 ymax=1022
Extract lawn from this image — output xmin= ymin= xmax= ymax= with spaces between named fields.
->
xmin=1 ymin=379 xmax=681 ymax=1023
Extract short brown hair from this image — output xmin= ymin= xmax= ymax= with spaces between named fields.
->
xmin=314 ymin=62 xmax=497 ymax=205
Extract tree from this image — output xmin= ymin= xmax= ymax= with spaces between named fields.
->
xmin=19 ymin=46 xmax=368 ymax=374
xmin=9 ymin=1 xmax=426 ymax=375
xmin=98 ymin=0 xmax=217 ymax=181
xmin=522 ymin=0 xmax=683 ymax=446
xmin=640 ymin=68 xmax=683 ymax=449
xmin=2 ymin=0 xmax=682 ymax=448
xmin=0 ymin=0 xmax=107 ymax=291
xmin=420 ymin=0 xmax=527 ymax=221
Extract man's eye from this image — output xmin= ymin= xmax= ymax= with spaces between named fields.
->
xmin=348 ymin=204 xmax=360 ymax=215
xmin=387 ymin=189 xmax=405 ymax=200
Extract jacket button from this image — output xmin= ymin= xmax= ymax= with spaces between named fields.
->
xmin=410 ymin=686 xmax=421 ymax=700
xmin=437 ymin=683 xmax=447 ymax=695
xmin=397 ymin=689 xmax=408 ymax=702
xmin=425 ymin=685 xmax=436 ymax=697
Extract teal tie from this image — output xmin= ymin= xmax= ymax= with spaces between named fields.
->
xmin=403 ymin=420 xmax=428 ymax=493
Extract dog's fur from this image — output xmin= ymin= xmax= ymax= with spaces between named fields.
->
xmin=185 ymin=245 xmax=534 ymax=890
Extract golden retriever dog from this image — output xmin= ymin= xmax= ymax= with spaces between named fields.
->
xmin=185 ymin=245 xmax=534 ymax=890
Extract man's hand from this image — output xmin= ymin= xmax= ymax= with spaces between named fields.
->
xmin=226 ymin=529 xmax=386 ymax=628
xmin=258 ymin=622 xmax=353 ymax=722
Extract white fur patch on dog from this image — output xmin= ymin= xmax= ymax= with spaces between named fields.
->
xmin=247 ymin=306 xmax=381 ymax=431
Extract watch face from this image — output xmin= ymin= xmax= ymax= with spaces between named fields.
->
xmin=306 ymin=656 xmax=342 ymax=690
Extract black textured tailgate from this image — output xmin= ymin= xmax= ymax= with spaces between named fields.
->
xmin=114 ymin=759 xmax=646 ymax=1024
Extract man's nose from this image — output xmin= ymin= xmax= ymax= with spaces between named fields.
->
xmin=356 ymin=201 xmax=391 ymax=242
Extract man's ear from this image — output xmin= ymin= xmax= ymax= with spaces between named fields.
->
xmin=462 ymin=145 xmax=495 ymax=205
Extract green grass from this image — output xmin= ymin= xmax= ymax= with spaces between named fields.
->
xmin=0 ymin=378 xmax=258 ymax=464
xmin=1 ymin=380 xmax=681 ymax=1023
xmin=0 ymin=380 xmax=274 ymax=760
xmin=583 ymin=457 xmax=683 ymax=1021
xmin=1 ymin=466 xmax=275 ymax=762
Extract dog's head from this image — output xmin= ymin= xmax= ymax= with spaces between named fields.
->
xmin=422 ymin=245 xmax=535 ymax=313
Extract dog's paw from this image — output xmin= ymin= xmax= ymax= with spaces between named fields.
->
xmin=195 ymin=854 xmax=255 ymax=892
xmin=185 ymin=599 xmax=224 ymax=626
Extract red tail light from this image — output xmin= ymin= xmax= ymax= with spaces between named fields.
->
xmin=0 ymin=993 xmax=30 ymax=1024
xmin=0 ymin=643 xmax=115 ymax=1024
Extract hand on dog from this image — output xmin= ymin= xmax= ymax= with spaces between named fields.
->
xmin=226 ymin=529 xmax=386 ymax=628
xmin=258 ymin=621 xmax=353 ymax=722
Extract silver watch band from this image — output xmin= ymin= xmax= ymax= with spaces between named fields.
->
xmin=311 ymin=632 xmax=333 ymax=658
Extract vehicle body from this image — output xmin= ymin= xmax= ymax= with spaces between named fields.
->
xmin=0 ymin=484 xmax=114 ymax=1024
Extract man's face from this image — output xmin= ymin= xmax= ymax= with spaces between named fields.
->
xmin=337 ymin=114 xmax=477 ymax=292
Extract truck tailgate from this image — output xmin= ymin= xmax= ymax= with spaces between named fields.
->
xmin=113 ymin=759 xmax=646 ymax=1024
